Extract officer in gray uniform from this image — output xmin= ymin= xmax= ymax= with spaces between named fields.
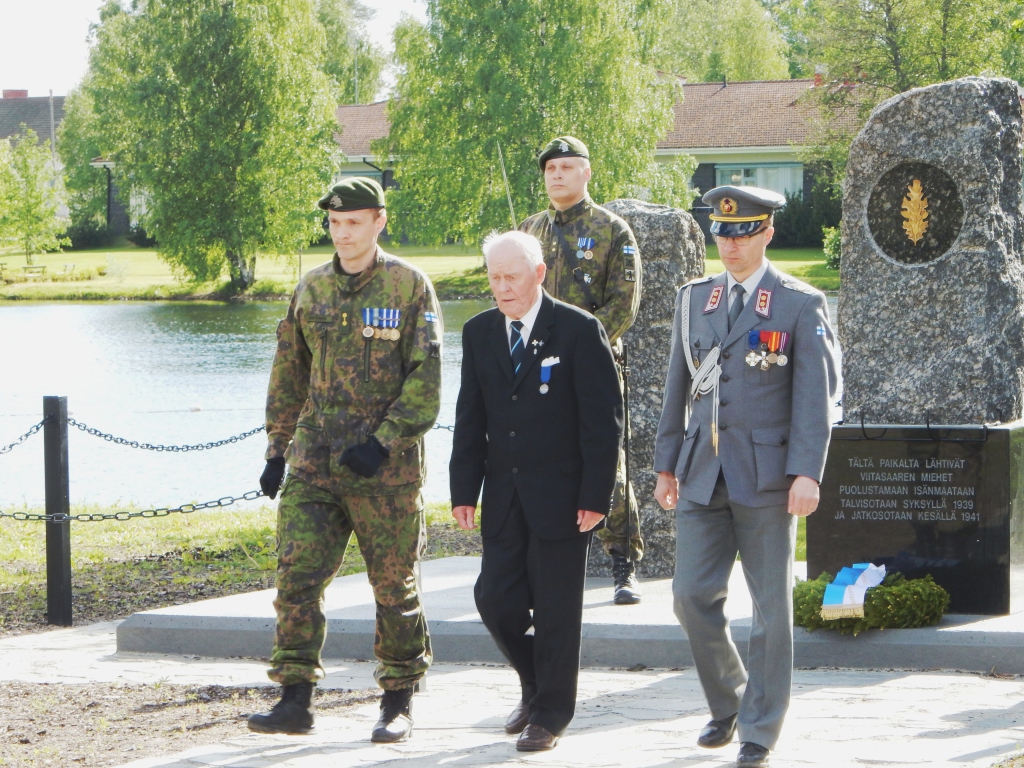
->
xmin=653 ymin=186 xmax=838 ymax=767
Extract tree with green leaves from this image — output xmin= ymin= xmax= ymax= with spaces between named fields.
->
xmin=381 ymin=1 xmax=680 ymax=246
xmin=655 ymin=0 xmax=791 ymax=83
xmin=84 ymin=0 xmax=337 ymax=293
xmin=58 ymin=82 xmax=113 ymax=245
xmin=318 ymin=0 xmax=386 ymax=104
xmin=0 ymin=127 xmax=69 ymax=263
xmin=785 ymin=0 xmax=1013 ymax=203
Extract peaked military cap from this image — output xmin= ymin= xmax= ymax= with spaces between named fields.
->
xmin=318 ymin=177 xmax=386 ymax=212
xmin=538 ymin=135 xmax=589 ymax=170
xmin=703 ymin=185 xmax=786 ymax=237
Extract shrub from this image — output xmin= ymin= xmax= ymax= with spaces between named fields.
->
xmin=822 ymin=225 xmax=842 ymax=270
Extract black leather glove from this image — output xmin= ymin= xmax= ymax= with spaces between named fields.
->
xmin=260 ymin=457 xmax=286 ymax=499
xmin=340 ymin=436 xmax=390 ymax=478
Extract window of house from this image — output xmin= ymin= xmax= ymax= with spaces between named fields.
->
xmin=715 ymin=164 xmax=803 ymax=197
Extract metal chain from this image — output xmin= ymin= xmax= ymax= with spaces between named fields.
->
xmin=432 ymin=423 xmax=455 ymax=433
xmin=0 ymin=489 xmax=265 ymax=523
xmin=0 ymin=419 xmax=49 ymax=456
xmin=66 ymin=418 xmax=265 ymax=452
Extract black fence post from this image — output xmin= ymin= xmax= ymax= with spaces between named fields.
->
xmin=43 ymin=396 xmax=72 ymax=626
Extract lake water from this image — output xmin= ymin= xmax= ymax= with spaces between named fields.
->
xmin=0 ymin=295 xmax=838 ymax=510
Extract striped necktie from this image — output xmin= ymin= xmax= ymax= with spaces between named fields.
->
xmin=510 ymin=320 xmax=525 ymax=375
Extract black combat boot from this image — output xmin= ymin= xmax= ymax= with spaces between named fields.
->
xmin=371 ymin=687 xmax=414 ymax=743
xmin=247 ymin=682 xmax=316 ymax=734
xmin=612 ymin=553 xmax=642 ymax=605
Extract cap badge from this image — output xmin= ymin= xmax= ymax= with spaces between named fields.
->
xmin=330 ymin=195 xmax=343 ymax=208
xmin=559 ymin=141 xmax=569 ymax=153
xmin=720 ymin=197 xmax=737 ymax=215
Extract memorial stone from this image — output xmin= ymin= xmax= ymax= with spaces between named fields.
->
xmin=598 ymin=199 xmax=705 ymax=578
xmin=839 ymin=76 xmax=1024 ymax=424
xmin=809 ymin=77 xmax=1024 ymax=615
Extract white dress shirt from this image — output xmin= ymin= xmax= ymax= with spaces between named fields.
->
xmin=726 ymin=258 xmax=770 ymax=310
xmin=505 ymin=289 xmax=544 ymax=349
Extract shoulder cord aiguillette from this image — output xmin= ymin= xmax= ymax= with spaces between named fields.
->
xmin=680 ymin=285 xmax=722 ymax=455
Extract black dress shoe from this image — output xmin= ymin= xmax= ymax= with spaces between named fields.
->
xmin=516 ymin=723 xmax=558 ymax=751
xmin=737 ymin=742 xmax=770 ymax=766
xmin=696 ymin=712 xmax=737 ymax=748
xmin=505 ymin=700 xmax=530 ymax=734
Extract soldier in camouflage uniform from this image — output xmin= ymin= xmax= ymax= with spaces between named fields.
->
xmin=519 ymin=136 xmax=644 ymax=605
xmin=248 ymin=177 xmax=442 ymax=743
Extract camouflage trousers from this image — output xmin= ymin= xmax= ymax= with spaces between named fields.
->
xmin=595 ymin=446 xmax=643 ymax=561
xmin=268 ymin=475 xmax=431 ymax=690
xmin=596 ymin=358 xmax=644 ymax=561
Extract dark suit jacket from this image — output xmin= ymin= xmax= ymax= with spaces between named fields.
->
xmin=450 ymin=291 xmax=623 ymax=540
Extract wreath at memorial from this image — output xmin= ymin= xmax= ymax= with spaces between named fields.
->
xmin=793 ymin=571 xmax=950 ymax=636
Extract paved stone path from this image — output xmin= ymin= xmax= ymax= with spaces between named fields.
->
xmin=2 ymin=622 xmax=1024 ymax=767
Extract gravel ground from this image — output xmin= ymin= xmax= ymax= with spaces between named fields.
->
xmin=0 ymin=682 xmax=377 ymax=768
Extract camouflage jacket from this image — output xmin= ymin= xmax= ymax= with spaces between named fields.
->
xmin=265 ymin=247 xmax=443 ymax=495
xmin=519 ymin=195 xmax=641 ymax=343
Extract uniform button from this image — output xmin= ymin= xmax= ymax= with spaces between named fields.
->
xmin=721 ymin=375 xmax=730 ymax=383
xmin=510 ymin=431 xmax=516 ymax=437
xmin=694 ymin=340 xmax=701 ymax=349
xmin=722 ymin=351 xmax=730 ymax=359
xmin=780 ymin=438 xmax=788 ymax=446
xmin=720 ymin=424 xmax=728 ymax=430
xmin=512 ymin=395 xmax=518 ymax=401
xmin=513 ymin=467 xmax=519 ymax=474
xmin=720 ymin=400 xmax=728 ymax=407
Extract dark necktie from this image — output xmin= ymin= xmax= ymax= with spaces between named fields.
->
xmin=728 ymin=285 xmax=745 ymax=331
xmin=510 ymin=320 xmax=525 ymax=375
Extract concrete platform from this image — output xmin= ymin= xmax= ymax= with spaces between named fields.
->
xmin=117 ymin=556 xmax=1024 ymax=674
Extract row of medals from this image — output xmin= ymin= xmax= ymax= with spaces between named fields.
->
xmin=575 ymin=250 xmax=594 ymax=260
xmin=363 ymin=325 xmax=400 ymax=340
xmin=746 ymin=343 xmax=788 ymax=371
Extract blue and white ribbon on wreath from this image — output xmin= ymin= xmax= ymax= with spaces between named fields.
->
xmin=820 ymin=563 xmax=886 ymax=620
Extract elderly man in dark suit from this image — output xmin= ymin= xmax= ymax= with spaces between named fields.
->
xmin=451 ymin=230 xmax=623 ymax=752
xmin=654 ymin=186 xmax=839 ymax=767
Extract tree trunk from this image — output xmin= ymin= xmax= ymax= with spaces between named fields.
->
xmin=226 ymin=251 xmax=256 ymax=294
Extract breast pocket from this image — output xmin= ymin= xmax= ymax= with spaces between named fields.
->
xmin=690 ymin=334 xmax=718 ymax=367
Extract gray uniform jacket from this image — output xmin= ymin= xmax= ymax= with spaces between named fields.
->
xmin=654 ymin=262 xmax=838 ymax=508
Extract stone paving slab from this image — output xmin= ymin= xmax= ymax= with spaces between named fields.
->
xmin=3 ymin=622 xmax=1024 ymax=767
xmin=117 ymin=557 xmax=1024 ymax=674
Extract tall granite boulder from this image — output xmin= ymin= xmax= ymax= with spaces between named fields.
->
xmin=840 ymin=76 xmax=1024 ymax=424
xmin=596 ymin=199 xmax=706 ymax=578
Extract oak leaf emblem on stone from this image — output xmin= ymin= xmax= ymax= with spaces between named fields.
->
xmin=901 ymin=179 xmax=928 ymax=245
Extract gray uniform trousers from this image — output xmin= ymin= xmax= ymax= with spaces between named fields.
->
xmin=673 ymin=473 xmax=795 ymax=750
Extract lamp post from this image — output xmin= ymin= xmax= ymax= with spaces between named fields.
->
xmin=89 ymin=157 xmax=116 ymax=227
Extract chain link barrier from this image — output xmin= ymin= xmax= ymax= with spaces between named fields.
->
xmin=0 ymin=419 xmax=49 ymax=455
xmin=0 ymin=489 xmax=265 ymax=523
xmin=66 ymin=418 xmax=265 ymax=453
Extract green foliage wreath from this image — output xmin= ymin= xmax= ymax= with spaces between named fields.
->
xmin=794 ymin=571 xmax=950 ymax=636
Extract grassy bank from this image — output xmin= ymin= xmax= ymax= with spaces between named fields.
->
xmin=0 ymin=500 xmax=478 ymax=633
xmin=0 ymin=243 xmax=485 ymax=301
xmin=1 ymin=242 xmax=833 ymax=302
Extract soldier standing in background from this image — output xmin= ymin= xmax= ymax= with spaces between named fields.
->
xmin=519 ymin=135 xmax=644 ymax=604
xmin=248 ymin=177 xmax=443 ymax=743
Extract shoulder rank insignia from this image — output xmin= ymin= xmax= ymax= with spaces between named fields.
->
xmin=704 ymin=285 xmax=724 ymax=313
xmin=754 ymin=288 xmax=772 ymax=318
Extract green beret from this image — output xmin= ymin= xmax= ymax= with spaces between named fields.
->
xmin=703 ymin=185 xmax=786 ymax=237
xmin=537 ymin=135 xmax=589 ymax=171
xmin=317 ymin=177 xmax=385 ymax=212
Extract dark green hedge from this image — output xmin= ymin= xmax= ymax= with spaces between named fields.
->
xmin=794 ymin=571 xmax=950 ymax=635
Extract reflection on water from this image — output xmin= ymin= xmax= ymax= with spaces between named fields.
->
xmin=0 ymin=294 xmax=833 ymax=509
xmin=0 ymin=299 xmax=489 ymax=508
